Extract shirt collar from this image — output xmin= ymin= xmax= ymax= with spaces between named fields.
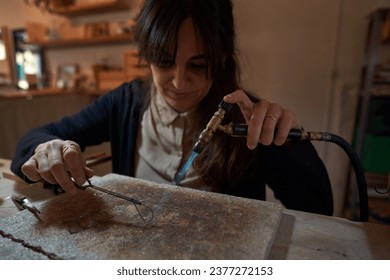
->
xmin=152 ymin=84 xmax=193 ymax=125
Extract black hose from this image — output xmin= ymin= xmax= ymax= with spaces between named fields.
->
xmin=314 ymin=133 xmax=369 ymax=222
xmin=223 ymin=123 xmax=369 ymax=222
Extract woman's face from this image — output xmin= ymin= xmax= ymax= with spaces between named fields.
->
xmin=150 ymin=17 xmax=213 ymax=113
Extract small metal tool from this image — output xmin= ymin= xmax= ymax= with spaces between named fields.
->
xmin=11 ymin=195 xmax=42 ymax=221
xmin=74 ymin=179 xmax=142 ymax=205
xmin=74 ymin=179 xmax=154 ymax=222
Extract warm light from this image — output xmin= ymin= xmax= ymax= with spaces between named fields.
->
xmin=0 ymin=40 xmax=5 ymax=60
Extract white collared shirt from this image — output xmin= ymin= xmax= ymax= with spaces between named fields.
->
xmin=134 ymin=85 xmax=208 ymax=190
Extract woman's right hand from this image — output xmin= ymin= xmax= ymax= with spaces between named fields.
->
xmin=223 ymin=90 xmax=301 ymax=149
xmin=21 ymin=139 xmax=94 ymax=195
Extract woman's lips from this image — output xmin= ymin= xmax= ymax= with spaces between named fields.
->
xmin=166 ymin=89 xmax=195 ymax=98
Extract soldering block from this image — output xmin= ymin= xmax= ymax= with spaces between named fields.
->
xmin=0 ymin=174 xmax=283 ymax=260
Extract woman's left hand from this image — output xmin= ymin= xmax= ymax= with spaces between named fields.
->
xmin=223 ymin=89 xmax=301 ymax=149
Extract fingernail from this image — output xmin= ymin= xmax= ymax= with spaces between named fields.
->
xmin=75 ymin=176 xmax=85 ymax=186
xmin=248 ymin=144 xmax=256 ymax=150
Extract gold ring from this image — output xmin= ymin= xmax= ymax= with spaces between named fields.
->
xmin=63 ymin=143 xmax=79 ymax=153
xmin=265 ymin=114 xmax=278 ymax=121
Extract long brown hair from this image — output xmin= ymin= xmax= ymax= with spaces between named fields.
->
xmin=135 ymin=0 xmax=257 ymax=192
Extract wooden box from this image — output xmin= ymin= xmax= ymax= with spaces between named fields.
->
xmin=97 ymin=69 xmax=126 ymax=91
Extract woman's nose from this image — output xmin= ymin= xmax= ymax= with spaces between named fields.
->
xmin=172 ymin=66 xmax=187 ymax=90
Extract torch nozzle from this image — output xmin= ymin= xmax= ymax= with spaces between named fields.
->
xmin=192 ymin=100 xmax=233 ymax=154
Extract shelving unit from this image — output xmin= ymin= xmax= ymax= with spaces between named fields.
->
xmin=50 ymin=0 xmax=132 ymax=17
xmin=29 ymin=33 xmax=134 ymax=49
xmin=20 ymin=0 xmax=140 ymax=94
xmin=24 ymin=0 xmax=138 ymax=48
xmin=349 ymin=8 xmax=390 ymax=223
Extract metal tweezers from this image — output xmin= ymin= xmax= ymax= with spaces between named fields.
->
xmin=74 ymin=179 xmax=142 ymax=205
xmin=74 ymin=179 xmax=154 ymax=223
xmin=11 ymin=195 xmax=42 ymax=221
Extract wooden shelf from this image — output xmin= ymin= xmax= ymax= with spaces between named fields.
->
xmin=50 ymin=0 xmax=132 ymax=17
xmin=28 ymin=33 xmax=134 ymax=49
xmin=359 ymin=88 xmax=390 ymax=97
xmin=0 ymin=87 xmax=106 ymax=99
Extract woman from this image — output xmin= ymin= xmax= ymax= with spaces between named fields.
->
xmin=11 ymin=0 xmax=333 ymax=215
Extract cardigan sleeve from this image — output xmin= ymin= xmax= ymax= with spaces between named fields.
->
xmin=259 ymin=140 xmax=334 ymax=215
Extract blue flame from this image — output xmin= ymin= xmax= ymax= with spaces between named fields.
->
xmin=174 ymin=150 xmax=199 ymax=185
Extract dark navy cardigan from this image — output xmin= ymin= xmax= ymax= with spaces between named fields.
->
xmin=11 ymin=79 xmax=333 ymax=215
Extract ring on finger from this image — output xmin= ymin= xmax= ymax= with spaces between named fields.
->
xmin=62 ymin=143 xmax=79 ymax=154
xmin=265 ymin=114 xmax=278 ymax=121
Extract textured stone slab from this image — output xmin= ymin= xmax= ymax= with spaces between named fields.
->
xmin=0 ymin=174 xmax=283 ymax=259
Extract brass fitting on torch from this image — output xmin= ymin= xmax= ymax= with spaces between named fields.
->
xmin=192 ymin=101 xmax=233 ymax=154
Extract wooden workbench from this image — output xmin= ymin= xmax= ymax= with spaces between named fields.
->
xmin=1 ymin=158 xmax=389 ymax=259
